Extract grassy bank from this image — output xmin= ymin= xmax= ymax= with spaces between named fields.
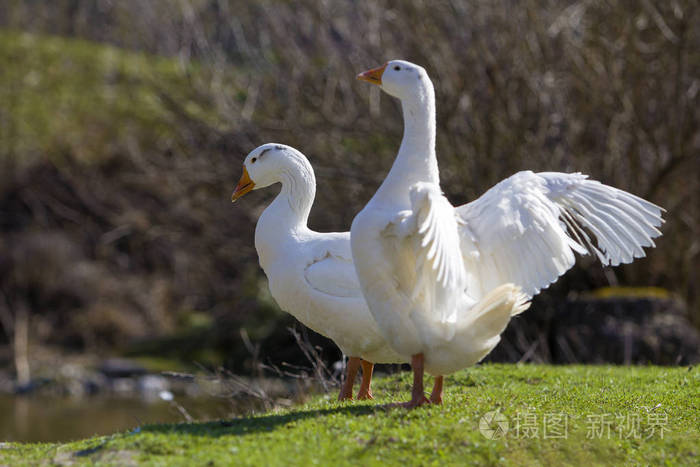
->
xmin=1 ymin=364 xmax=697 ymax=466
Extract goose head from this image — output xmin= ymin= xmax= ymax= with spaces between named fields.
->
xmin=357 ymin=60 xmax=431 ymax=100
xmin=232 ymin=143 xmax=314 ymax=202
xmin=232 ymin=143 xmax=289 ymax=201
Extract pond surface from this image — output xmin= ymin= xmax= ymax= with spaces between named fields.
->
xmin=0 ymin=394 xmax=242 ymax=443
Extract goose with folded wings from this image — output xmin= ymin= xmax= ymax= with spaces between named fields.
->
xmin=232 ymin=143 xmax=403 ymax=401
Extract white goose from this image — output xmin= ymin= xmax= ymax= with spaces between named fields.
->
xmin=351 ymin=60 xmax=664 ymax=407
xmin=232 ymin=143 xmax=403 ymax=400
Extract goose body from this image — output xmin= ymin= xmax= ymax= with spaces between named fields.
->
xmin=352 ymin=61 xmax=664 ymax=405
xmin=232 ymin=144 xmax=403 ymax=399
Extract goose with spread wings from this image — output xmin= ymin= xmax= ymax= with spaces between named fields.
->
xmin=351 ymin=60 xmax=664 ymax=407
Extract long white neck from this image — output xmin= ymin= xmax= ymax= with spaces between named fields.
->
xmin=373 ymin=79 xmax=440 ymax=205
xmin=255 ymin=156 xmax=315 ymax=267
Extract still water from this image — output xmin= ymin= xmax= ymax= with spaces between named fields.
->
xmin=0 ymin=394 xmax=240 ymax=443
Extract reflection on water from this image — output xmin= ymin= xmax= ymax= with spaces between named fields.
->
xmin=0 ymin=394 xmax=241 ymax=443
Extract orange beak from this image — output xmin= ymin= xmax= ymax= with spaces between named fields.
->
xmin=232 ymin=166 xmax=255 ymax=202
xmin=357 ymin=63 xmax=387 ymax=86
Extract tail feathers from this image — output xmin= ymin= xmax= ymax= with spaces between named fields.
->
xmin=427 ymin=283 xmax=527 ymax=375
xmin=463 ymin=283 xmax=526 ymax=338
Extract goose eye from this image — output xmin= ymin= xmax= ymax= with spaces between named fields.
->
xmin=251 ymin=157 xmax=257 ymax=163
xmin=394 ymin=66 xmax=400 ymax=71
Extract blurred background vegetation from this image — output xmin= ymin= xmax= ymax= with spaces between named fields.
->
xmin=0 ymin=0 xmax=698 ymax=381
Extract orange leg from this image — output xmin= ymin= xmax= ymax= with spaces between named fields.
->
xmin=429 ymin=375 xmax=444 ymax=404
xmin=399 ymin=353 xmax=430 ymax=408
xmin=338 ymin=356 xmax=361 ymax=401
xmin=357 ymin=360 xmax=374 ymax=400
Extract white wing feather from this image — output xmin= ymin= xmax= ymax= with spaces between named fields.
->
xmin=380 ymin=182 xmax=467 ymax=329
xmin=303 ymin=238 xmax=364 ymax=299
xmin=411 ymin=183 xmax=467 ymax=293
xmin=456 ymin=171 xmax=664 ymax=298
xmin=304 ymin=253 xmax=363 ymax=299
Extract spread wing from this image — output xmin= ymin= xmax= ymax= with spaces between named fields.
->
xmin=381 ymin=182 xmax=467 ymax=327
xmin=410 ymin=182 xmax=467 ymax=294
xmin=456 ymin=171 xmax=664 ymax=298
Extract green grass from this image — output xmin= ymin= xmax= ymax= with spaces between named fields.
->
xmin=1 ymin=364 xmax=697 ymax=466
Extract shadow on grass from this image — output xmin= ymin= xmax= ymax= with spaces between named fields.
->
xmin=141 ymin=404 xmax=382 ymax=438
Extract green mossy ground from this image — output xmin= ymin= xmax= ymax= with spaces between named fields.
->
xmin=0 ymin=29 xmax=218 ymax=167
xmin=2 ymin=364 xmax=697 ymax=466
